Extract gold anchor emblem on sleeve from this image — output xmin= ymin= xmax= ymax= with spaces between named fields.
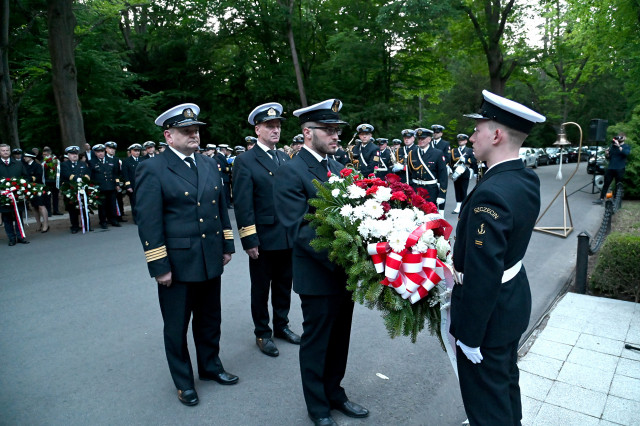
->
xmin=477 ymin=223 xmax=486 ymax=235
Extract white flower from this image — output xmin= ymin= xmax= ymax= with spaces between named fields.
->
xmin=346 ymin=185 xmax=366 ymax=199
xmin=331 ymin=188 xmax=340 ymax=197
xmin=370 ymin=219 xmax=393 ymax=239
xmin=419 ymin=229 xmax=436 ymax=246
xmin=363 ymin=199 xmax=383 ymax=219
xmin=358 ymin=219 xmax=375 ymax=239
xmin=351 ymin=205 xmax=367 ymax=220
xmin=339 ymin=204 xmax=354 ymax=218
xmin=436 ymin=236 xmax=450 ymax=260
xmin=373 ymin=186 xmax=392 ymax=202
xmin=20 ymin=179 xmax=26 ymax=184
xmin=388 ymin=230 xmax=410 ymax=252
xmin=328 ymin=175 xmax=343 ymax=184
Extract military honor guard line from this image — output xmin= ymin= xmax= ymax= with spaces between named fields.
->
xmin=1 ymin=90 xmax=546 ymax=426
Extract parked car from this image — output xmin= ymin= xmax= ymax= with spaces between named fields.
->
xmin=545 ymin=147 xmax=569 ymax=164
xmin=519 ymin=147 xmax=538 ymax=168
xmin=566 ymin=147 xmax=581 ymax=162
xmin=535 ymin=148 xmax=552 ymax=166
xmin=587 ymin=152 xmax=608 ymax=175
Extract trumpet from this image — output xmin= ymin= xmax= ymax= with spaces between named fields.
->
xmin=345 ymin=132 xmax=359 ymax=169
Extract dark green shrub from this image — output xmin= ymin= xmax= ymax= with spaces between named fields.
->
xmin=590 ymin=232 xmax=640 ymax=302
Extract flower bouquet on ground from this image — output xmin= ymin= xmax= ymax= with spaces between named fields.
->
xmin=43 ymin=156 xmax=60 ymax=182
xmin=60 ymin=176 xmax=101 ymax=214
xmin=308 ymin=170 xmax=455 ymax=346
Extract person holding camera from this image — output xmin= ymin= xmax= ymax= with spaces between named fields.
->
xmin=593 ymin=133 xmax=631 ymax=205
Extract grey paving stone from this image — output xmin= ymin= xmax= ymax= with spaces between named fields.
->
xmin=616 ymin=358 xmax=640 ymax=380
xmin=539 ymin=325 xmax=580 ymax=346
xmin=530 ymin=338 xmax=573 ymax=361
xmin=545 ymin=381 xmax=607 ymax=418
xmin=556 ymin=361 xmax=614 ymax=393
xmin=532 ymin=403 xmax=600 ymax=426
xmin=598 ymin=420 xmax=624 ymax=426
xmin=621 ymin=344 xmax=640 ymax=362
xmin=602 ymin=395 xmax=640 ymax=426
xmin=567 ymin=347 xmax=620 ymax=373
xmin=520 ymin=370 xmax=554 ymax=401
xmin=609 ymin=374 xmax=640 ymax=402
xmin=583 ymin=319 xmax=629 ymax=341
xmin=546 ymin=313 xmax=588 ymax=332
xmin=576 ymin=333 xmax=624 ymax=357
xmin=519 ymin=353 xmax=564 ymax=380
xmin=626 ymin=317 xmax=640 ymax=346
xmin=521 ymin=395 xmax=542 ymax=426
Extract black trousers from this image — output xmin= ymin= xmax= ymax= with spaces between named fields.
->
xmin=299 ymin=291 xmax=354 ymax=418
xmin=454 ymin=169 xmax=471 ymax=202
xmin=599 ymin=168 xmax=625 ymax=199
xmin=157 ymin=277 xmax=224 ymax=390
xmin=127 ymin=191 xmax=137 ymax=222
xmin=457 ymin=339 xmax=522 ymax=426
xmin=44 ymin=181 xmax=60 ymax=214
xmin=2 ymin=211 xmax=21 ymax=241
xmin=98 ymin=189 xmax=118 ymax=224
xmin=249 ymin=248 xmax=293 ymax=337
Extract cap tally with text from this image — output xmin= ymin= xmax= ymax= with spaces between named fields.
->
xmin=248 ymin=102 xmax=285 ymax=125
xmin=464 ymin=90 xmax=546 ymax=134
xmin=356 ymin=123 xmax=374 ymax=133
xmin=155 ymin=103 xmax=206 ymax=129
xmin=415 ymin=128 xmax=433 ymax=138
xmin=401 ymin=129 xmax=416 ymax=138
xmin=293 ymin=99 xmax=347 ymax=125
xmin=65 ymin=146 xmax=80 ymax=154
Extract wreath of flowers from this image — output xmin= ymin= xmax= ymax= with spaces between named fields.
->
xmin=308 ymin=169 xmax=454 ymax=345
xmin=60 ymin=176 xmax=101 ymax=214
xmin=1 ymin=177 xmax=48 ymax=205
xmin=43 ymin=156 xmax=60 ymax=181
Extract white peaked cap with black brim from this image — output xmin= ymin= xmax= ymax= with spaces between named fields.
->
xmin=464 ymin=90 xmax=546 ymax=134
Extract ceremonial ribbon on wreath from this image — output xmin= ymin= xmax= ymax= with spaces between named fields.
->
xmin=77 ymin=187 xmax=90 ymax=234
xmin=56 ymin=161 xmax=61 ymax=189
xmin=2 ymin=190 xmax=26 ymax=239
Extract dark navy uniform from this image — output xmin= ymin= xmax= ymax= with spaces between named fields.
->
xmin=135 ymin=146 xmax=235 ymax=391
xmin=451 ymin=145 xmax=476 ymax=203
xmin=89 ymin=153 xmax=120 ymax=227
xmin=121 ymin=154 xmax=141 ymax=214
xmin=377 ymin=144 xmax=393 ymax=179
xmin=332 ymin=146 xmax=349 ymax=166
xmin=1 ymin=157 xmax=28 ymax=244
xmin=61 ymin=157 xmax=90 ymax=232
xmin=407 ymin=146 xmax=448 ymax=204
xmin=432 ymin=138 xmax=451 ymax=165
xmin=396 ymin=143 xmax=415 ymax=183
xmin=352 ymin=141 xmax=378 ymax=177
xmin=24 ymin=158 xmax=45 ymax=208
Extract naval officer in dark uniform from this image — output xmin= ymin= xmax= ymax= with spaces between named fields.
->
xmin=396 ymin=129 xmax=416 ymax=183
xmin=274 ymin=99 xmax=369 ymax=426
xmin=450 ymin=133 xmax=477 ymax=214
xmin=135 ymin=103 xmax=238 ymax=407
xmin=449 ymin=90 xmax=545 ymax=426
xmin=430 ymin=124 xmax=451 ymax=212
xmin=375 ymin=138 xmax=393 ymax=179
xmin=89 ymin=144 xmax=121 ymax=229
xmin=60 ymin=146 xmax=90 ymax=233
xmin=233 ymin=102 xmax=300 ymax=358
xmin=121 ymin=143 xmax=142 ymax=217
xmin=351 ymin=123 xmax=379 ymax=177
xmin=407 ymin=128 xmax=448 ymax=211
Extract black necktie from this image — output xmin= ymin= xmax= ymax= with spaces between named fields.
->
xmin=3 ymin=160 xmax=8 ymax=166
xmin=184 ymin=157 xmax=198 ymax=177
xmin=321 ymin=159 xmax=328 ymax=172
xmin=268 ymin=150 xmax=280 ymax=166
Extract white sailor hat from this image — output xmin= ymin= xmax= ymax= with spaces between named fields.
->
xmin=205 ymin=144 xmax=217 ymax=150
xmin=92 ymin=143 xmax=106 ymax=151
xmin=293 ymin=99 xmax=347 ymax=125
xmin=244 ymin=136 xmax=257 ymax=144
xmin=142 ymin=141 xmax=156 ymax=148
xmin=401 ymin=129 xmax=415 ymax=137
xmin=158 ymin=142 xmax=168 ymax=147
xmin=292 ymin=134 xmax=304 ymax=144
xmin=248 ymin=102 xmax=286 ymax=125
xmin=105 ymin=141 xmax=117 ymax=149
xmin=415 ymin=128 xmax=433 ymax=138
xmin=65 ymin=146 xmax=80 ymax=154
xmin=392 ymin=139 xmax=402 ymax=145
xmin=464 ymin=90 xmax=546 ymax=134
xmin=155 ymin=103 xmax=206 ymax=129
xmin=219 ymin=144 xmax=230 ymax=149
xmin=128 ymin=143 xmax=143 ymax=150
xmin=23 ymin=152 xmax=36 ymax=158
xmin=234 ymin=145 xmax=246 ymax=152
xmin=356 ymin=123 xmax=374 ymax=133
xmin=431 ymin=124 xmax=445 ymax=133
xmin=457 ymin=134 xmax=469 ymax=140
xmin=376 ymin=138 xmax=388 ymax=145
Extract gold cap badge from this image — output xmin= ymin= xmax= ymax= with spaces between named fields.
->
xmin=332 ymin=100 xmax=340 ymax=112
xmin=267 ymin=108 xmax=276 ymax=116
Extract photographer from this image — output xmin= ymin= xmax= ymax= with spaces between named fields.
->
xmin=593 ymin=133 xmax=631 ymax=204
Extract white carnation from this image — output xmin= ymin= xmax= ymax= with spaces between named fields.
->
xmin=351 ymin=205 xmax=367 ymax=220
xmin=370 ymin=219 xmax=393 ymax=239
xmin=328 ymin=175 xmax=343 ymax=184
xmin=363 ymin=199 xmax=383 ymax=219
xmin=388 ymin=230 xmax=409 ymax=252
xmin=20 ymin=179 xmax=26 ymax=184
xmin=339 ymin=204 xmax=354 ymax=218
xmin=436 ymin=236 xmax=450 ymax=260
xmin=419 ymin=229 xmax=436 ymax=246
xmin=331 ymin=188 xmax=340 ymax=197
xmin=373 ymin=186 xmax=392 ymax=202
xmin=347 ymin=185 xmax=366 ymax=199
xmin=358 ymin=218 xmax=376 ymax=240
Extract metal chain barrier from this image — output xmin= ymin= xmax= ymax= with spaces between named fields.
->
xmin=613 ymin=182 xmax=624 ymax=213
xmin=589 ymin=200 xmax=614 ymax=255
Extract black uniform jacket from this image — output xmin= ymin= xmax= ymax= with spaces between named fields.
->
xmin=332 ymin=148 xmax=349 ymax=166
xmin=451 ymin=146 xmax=477 ymax=169
xmin=274 ymin=148 xmax=347 ymax=296
xmin=408 ymin=146 xmax=448 ymax=194
xmin=60 ymin=160 xmax=90 ymax=184
xmin=450 ymin=159 xmax=540 ymax=348
xmin=134 ymin=148 xmax=235 ymax=282
xmin=352 ymin=141 xmax=378 ymax=176
xmin=89 ymin=157 xmax=119 ymax=191
xmin=432 ymin=139 xmax=451 ymax=165
xmin=1 ymin=159 xmax=26 ymax=213
xmin=232 ymin=145 xmax=290 ymax=251
xmin=121 ymin=156 xmax=140 ymax=191
xmin=24 ymin=160 xmax=44 ymax=184
xmin=378 ymin=147 xmax=393 ymax=172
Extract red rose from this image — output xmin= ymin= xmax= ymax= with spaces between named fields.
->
xmin=411 ymin=195 xmax=426 ymax=208
xmin=420 ymin=202 xmax=438 ymax=214
xmin=366 ymin=186 xmax=379 ymax=196
xmin=385 ymin=173 xmax=400 ymax=184
xmin=340 ymin=168 xmax=353 ymax=178
xmin=391 ymin=191 xmax=407 ymax=202
xmin=327 ymin=171 xmax=332 ymax=177
xmin=416 ymin=187 xmax=429 ymax=198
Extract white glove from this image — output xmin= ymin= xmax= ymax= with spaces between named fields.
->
xmin=392 ymin=164 xmax=404 ymax=172
xmin=468 ymin=170 xmax=474 ymax=181
xmin=457 ymin=340 xmax=483 ymax=364
xmin=436 ymin=197 xmax=445 ymax=206
xmin=446 ymin=165 xmax=452 ymax=175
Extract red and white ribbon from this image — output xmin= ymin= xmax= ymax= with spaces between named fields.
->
xmin=367 ymin=216 xmax=453 ymax=304
xmin=77 ymin=187 xmax=90 ymax=234
xmin=2 ymin=190 xmax=26 ymax=239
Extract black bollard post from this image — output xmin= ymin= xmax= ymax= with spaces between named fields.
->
xmin=575 ymin=232 xmax=590 ymax=294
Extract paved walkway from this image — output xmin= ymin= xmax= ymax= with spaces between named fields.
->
xmin=519 ymin=293 xmax=640 ymax=426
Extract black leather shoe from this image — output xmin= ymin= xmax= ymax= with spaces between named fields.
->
xmin=592 ymin=199 xmax=604 ymax=205
xmin=17 ymin=239 xmax=30 ymax=244
xmin=199 ymin=371 xmax=239 ymax=385
xmin=8 ymin=239 xmax=16 ymax=246
xmin=117 ymin=217 xmax=128 ymax=222
xmin=100 ymin=223 xmax=108 ymax=229
xmin=53 ymin=212 xmax=63 ymax=216
xmin=71 ymin=228 xmax=79 ymax=234
xmin=177 ymin=389 xmax=199 ymax=406
xmin=308 ymin=415 xmax=337 ymax=426
xmin=109 ymin=221 xmax=121 ymax=227
xmin=274 ymin=327 xmax=301 ymax=345
xmin=256 ymin=337 xmax=279 ymax=357
xmin=331 ymin=400 xmax=369 ymax=418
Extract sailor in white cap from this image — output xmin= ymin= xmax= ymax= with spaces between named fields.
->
xmin=135 ymin=102 xmax=238 ymax=406
xmin=352 ymin=123 xmax=379 ymax=176
xmin=233 ymin=102 xmax=301 ymax=358
xmin=121 ymin=143 xmax=143 ymax=216
xmin=274 ymin=99 xmax=369 ymax=425
xmin=449 ymin=90 xmax=545 ymax=426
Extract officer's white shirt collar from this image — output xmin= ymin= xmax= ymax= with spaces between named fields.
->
xmin=256 ymin=140 xmax=278 ymax=159
xmin=433 ymin=138 xmax=441 ymax=143
xmin=487 ymin=157 xmax=520 ymax=172
xmin=303 ymin=145 xmax=327 ymax=163
xmin=169 ymin=146 xmax=196 ymax=164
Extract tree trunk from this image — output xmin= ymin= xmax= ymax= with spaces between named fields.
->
xmin=0 ymin=0 xmax=20 ymax=149
xmin=47 ymin=0 xmax=85 ymax=150
xmin=283 ymin=0 xmax=307 ymax=107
